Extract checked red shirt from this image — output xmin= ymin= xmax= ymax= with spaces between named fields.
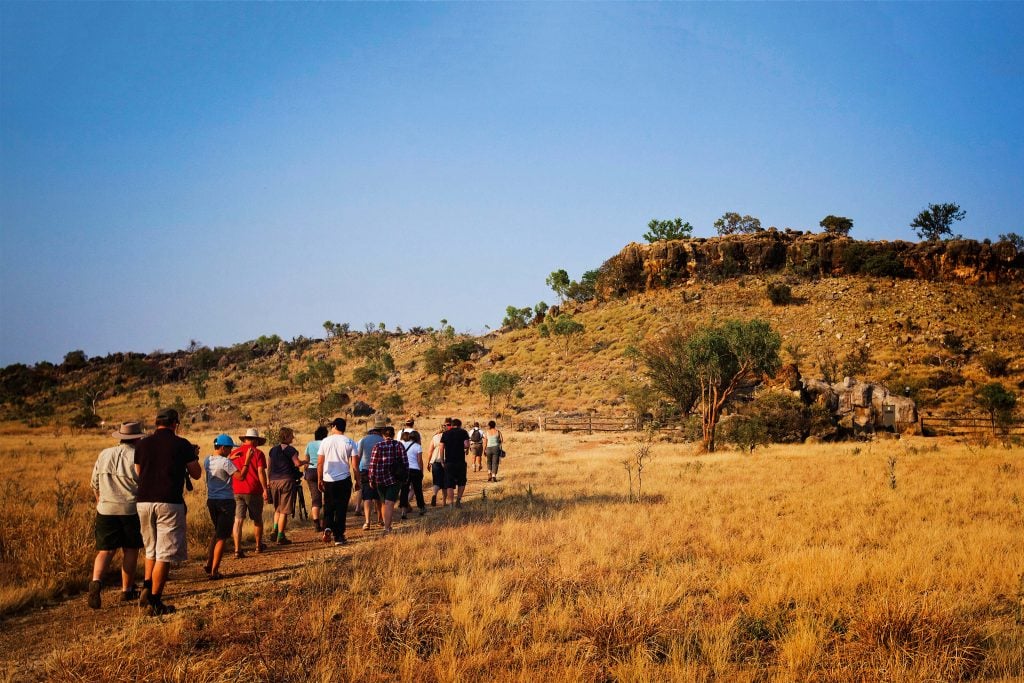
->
xmin=368 ymin=437 xmax=406 ymax=487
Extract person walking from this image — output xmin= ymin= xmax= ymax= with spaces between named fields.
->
xmin=485 ymin=421 xmax=504 ymax=482
xmin=133 ymin=408 xmax=201 ymax=615
xmin=426 ymin=421 xmax=448 ymax=507
xmin=316 ymin=417 xmax=359 ymax=546
xmin=88 ymin=421 xmax=146 ymax=609
xmin=300 ymin=425 xmax=329 ymax=532
xmin=367 ymin=425 xmax=407 ymax=534
xmin=231 ymin=428 xmax=269 ymax=558
xmin=267 ymin=427 xmax=302 ymax=545
xmin=468 ymin=422 xmax=484 ymax=472
xmin=357 ymin=417 xmax=385 ymax=530
xmin=398 ymin=430 xmax=426 ymax=518
xmin=203 ymin=434 xmax=252 ymax=579
xmin=439 ymin=418 xmax=470 ymax=508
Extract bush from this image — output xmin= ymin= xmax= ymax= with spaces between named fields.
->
xmin=720 ymin=414 xmax=769 ymax=453
xmin=979 ymin=351 xmax=1010 ymax=377
xmin=927 ymin=369 xmax=964 ymax=390
xmin=747 ymin=392 xmax=809 ymax=443
xmin=766 ymin=282 xmax=793 ymax=306
xmin=862 ymin=251 xmax=908 ymax=278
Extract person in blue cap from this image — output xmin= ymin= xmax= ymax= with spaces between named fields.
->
xmin=203 ymin=434 xmax=253 ymax=579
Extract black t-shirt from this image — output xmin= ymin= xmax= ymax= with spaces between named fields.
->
xmin=268 ymin=444 xmax=301 ymax=481
xmin=440 ymin=428 xmax=470 ymax=464
xmin=134 ymin=428 xmax=198 ymax=504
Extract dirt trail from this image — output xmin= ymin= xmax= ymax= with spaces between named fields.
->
xmin=0 ymin=472 xmax=490 ymax=679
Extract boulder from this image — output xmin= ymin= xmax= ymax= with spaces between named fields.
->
xmin=351 ymin=401 xmax=375 ymax=417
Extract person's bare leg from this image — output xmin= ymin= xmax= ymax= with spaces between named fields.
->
xmin=151 ymin=561 xmax=170 ymax=597
xmin=92 ymin=549 xmax=114 ymax=581
xmin=121 ymin=548 xmax=139 ymax=591
xmin=382 ymin=500 xmax=395 ymax=532
xmin=363 ymin=499 xmax=373 ymax=525
xmin=457 ymin=485 xmax=466 ymax=505
xmin=144 ymin=557 xmax=155 ymax=583
xmin=210 ymin=539 xmax=225 ymax=575
xmin=233 ymin=518 xmax=244 ymax=553
xmin=446 ymin=488 xmax=455 ymax=506
xmin=253 ymin=523 xmax=263 ymax=549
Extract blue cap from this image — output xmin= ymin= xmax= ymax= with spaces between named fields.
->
xmin=214 ymin=434 xmax=236 ymax=447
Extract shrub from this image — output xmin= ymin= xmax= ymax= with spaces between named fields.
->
xmin=979 ymin=351 xmax=1010 ymax=377
xmin=747 ymin=392 xmax=808 ymax=443
xmin=927 ymin=369 xmax=964 ymax=390
xmin=942 ymin=331 xmax=966 ymax=354
xmin=862 ymin=251 xmax=907 ymax=278
xmin=766 ymin=282 xmax=793 ymax=306
xmin=841 ymin=347 xmax=871 ymax=379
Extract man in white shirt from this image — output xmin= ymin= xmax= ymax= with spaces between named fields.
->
xmin=317 ymin=417 xmax=360 ymax=546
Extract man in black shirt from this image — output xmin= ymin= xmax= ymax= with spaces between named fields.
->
xmin=438 ymin=418 xmax=470 ymax=508
xmin=133 ymin=408 xmax=201 ymax=615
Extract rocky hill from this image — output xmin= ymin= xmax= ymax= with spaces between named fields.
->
xmin=2 ymin=235 xmax=1022 ymax=436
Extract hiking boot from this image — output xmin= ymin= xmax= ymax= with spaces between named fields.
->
xmin=122 ymin=586 xmax=140 ymax=602
xmin=87 ymin=580 xmax=102 ymax=609
xmin=138 ymin=586 xmax=152 ymax=609
xmin=255 ymin=543 xmax=267 ymax=554
xmin=277 ymin=534 xmax=292 ymax=545
xmin=148 ymin=599 xmax=176 ymax=617
xmin=454 ymin=500 xmax=462 ymax=509
xmin=322 ymin=528 xmax=333 ymax=544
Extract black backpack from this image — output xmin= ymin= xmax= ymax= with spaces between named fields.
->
xmin=390 ymin=443 xmax=410 ymax=482
xmin=470 ymin=428 xmax=483 ymax=443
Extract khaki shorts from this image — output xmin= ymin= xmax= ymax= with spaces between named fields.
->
xmin=268 ymin=479 xmax=296 ymax=515
xmin=235 ymin=493 xmax=264 ymax=523
xmin=136 ymin=502 xmax=187 ymax=563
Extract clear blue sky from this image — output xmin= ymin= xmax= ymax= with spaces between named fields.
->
xmin=2 ymin=2 xmax=1022 ymax=366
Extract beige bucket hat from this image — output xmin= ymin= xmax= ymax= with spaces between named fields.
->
xmin=238 ymin=428 xmax=267 ymax=445
xmin=111 ymin=421 xmax=146 ymax=440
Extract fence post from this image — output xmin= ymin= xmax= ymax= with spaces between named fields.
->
xmin=588 ymin=414 xmax=593 ymax=435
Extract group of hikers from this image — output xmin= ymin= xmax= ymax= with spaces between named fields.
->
xmin=88 ymin=408 xmax=505 ymax=616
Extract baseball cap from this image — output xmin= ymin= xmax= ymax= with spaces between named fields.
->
xmin=156 ymin=408 xmax=180 ymax=423
xmin=214 ymin=434 xmax=236 ymax=448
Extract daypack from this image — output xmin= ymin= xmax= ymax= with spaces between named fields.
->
xmin=469 ymin=428 xmax=483 ymax=443
xmin=390 ymin=444 xmax=410 ymax=481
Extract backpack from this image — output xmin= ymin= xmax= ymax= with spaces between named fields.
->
xmin=470 ymin=428 xmax=483 ymax=443
xmin=390 ymin=443 xmax=410 ymax=482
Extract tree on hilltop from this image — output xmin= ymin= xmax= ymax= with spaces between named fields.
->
xmin=714 ymin=212 xmax=762 ymax=236
xmin=820 ymin=215 xmax=853 ymax=236
xmin=911 ymin=202 xmax=965 ymax=241
xmin=546 ymin=269 xmax=571 ymax=303
xmin=643 ymin=217 xmax=693 ymax=243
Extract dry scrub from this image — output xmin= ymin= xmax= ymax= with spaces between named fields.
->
xmin=1 ymin=431 xmax=1022 ymax=681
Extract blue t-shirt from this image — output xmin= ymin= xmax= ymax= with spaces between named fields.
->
xmin=305 ymin=440 xmax=322 ymax=468
xmin=358 ymin=433 xmax=383 ymax=471
xmin=204 ymin=455 xmax=237 ymax=500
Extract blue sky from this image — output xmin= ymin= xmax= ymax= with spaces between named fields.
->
xmin=2 ymin=2 xmax=1022 ymax=366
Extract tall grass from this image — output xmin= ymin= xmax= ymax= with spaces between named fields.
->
xmin=2 ymin=432 xmax=1022 ymax=680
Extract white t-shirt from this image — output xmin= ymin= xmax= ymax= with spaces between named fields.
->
xmin=318 ymin=433 xmax=358 ymax=482
xmin=402 ymin=441 xmax=423 ymax=470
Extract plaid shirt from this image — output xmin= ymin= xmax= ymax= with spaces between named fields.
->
xmin=368 ymin=437 xmax=406 ymax=487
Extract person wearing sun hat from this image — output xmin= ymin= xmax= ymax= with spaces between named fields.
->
xmin=203 ymin=434 xmax=252 ymax=579
xmin=87 ymin=421 xmax=147 ymax=610
xmin=230 ymin=428 xmax=269 ymax=557
xmin=357 ymin=415 xmax=387 ymax=530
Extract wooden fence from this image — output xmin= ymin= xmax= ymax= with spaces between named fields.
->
xmin=541 ymin=415 xmax=640 ymax=433
xmin=919 ymin=415 xmax=1024 ymax=437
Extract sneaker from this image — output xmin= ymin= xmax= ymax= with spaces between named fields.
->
xmin=322 ymin=528 xmax=333 ymax=544
xmin=362 ymin=522 xmax=370 ymax=531
xmin=277 ymin=534 xmax=292 ymax=546
xmin=255 ymin=543 xmax=267 ymax=554
xmin=334 ymin=538 xmax=348 ymax=546
xmin=87 ymin=580 xmax=101 ymax=609
xmin=148 ymin=599 xmax=176 ymax=617
xmin=138 ymin=586 xmax=152 ymax=609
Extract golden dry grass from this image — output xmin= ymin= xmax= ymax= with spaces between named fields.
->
xmin=1 ymin=429 xmax=1022 ymax=681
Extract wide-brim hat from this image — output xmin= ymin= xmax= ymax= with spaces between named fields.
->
xmin=238 ymin=428 xmax=267 ymax=445
xmin=111 ymin=421 xmax=145 ymax=440
xmin=372 ymin=415 xmax=388 ymax=429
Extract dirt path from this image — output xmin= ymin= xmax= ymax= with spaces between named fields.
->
xmin=0 ymin=473 xmax=490 ymax=679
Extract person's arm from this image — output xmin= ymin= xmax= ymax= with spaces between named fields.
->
xmin=91 ymin=459 xmax=101 ymax=501
xmin=317 ymin=455 xmax=325 ymax=492
xmin=367 ymin=444 xmax=379 ymax=488
xmin=438 ymin=440 xmax=446 ymax=466
xmin=258 ymin=454 xmax=270 ymax=499
xmin=229 ymin=454 xmax=251 ymax=480
xmin=187 ymin=459 xmax=202 ymax=480
xmin=349 ymin=453 xmax=360 ymax=487
xmin=416 ymin=446 xmax=424 ymax=471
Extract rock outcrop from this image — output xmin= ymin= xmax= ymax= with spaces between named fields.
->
xmin=803 ymin=376 xmax=917 ymax=432
xmin=596 ymin=231 xmax=1023 ymax=298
